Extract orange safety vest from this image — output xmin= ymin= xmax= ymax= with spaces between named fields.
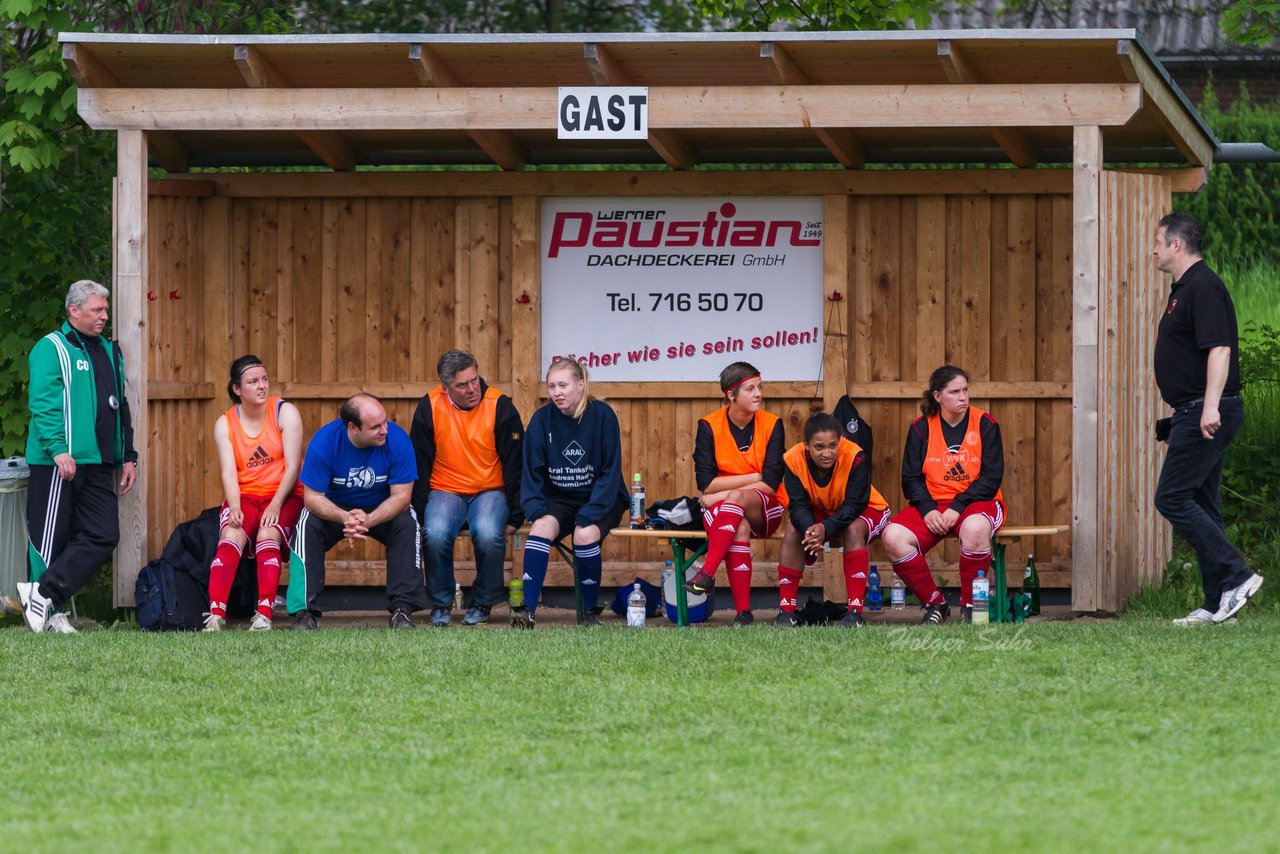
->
xmin=778 ymin=438 xmax=889 ymax=514
xmin=226 ymin=398 xmax=302 ymax=499
xmin=701 ymin=406 xmax=780 ymax=478
xmin=427 ymin=385 xmax=505 ymax=494
xmin=922 ymin=406 xmax=1003 ymax=503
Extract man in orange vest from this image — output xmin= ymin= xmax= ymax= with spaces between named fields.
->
xmin=411 ymin=350 xmax=524 ymax=626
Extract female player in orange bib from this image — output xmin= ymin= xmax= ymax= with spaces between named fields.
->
xmin=774 ymin=412 xmax=891 ymax=628
xmin=881 ymin=365 xmax=1004 ymax=624
xmin=204 ymin=355 xmax=305 ymax=631
xmin=684 ymin=362 xmax=786 ymax=625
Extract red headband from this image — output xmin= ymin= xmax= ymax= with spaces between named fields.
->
xmin=725 ymin=374 xmax=761 ymax=395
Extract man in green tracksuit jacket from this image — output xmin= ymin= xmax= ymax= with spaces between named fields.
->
xmin=18 ymin=280 xmax=138 ymax=633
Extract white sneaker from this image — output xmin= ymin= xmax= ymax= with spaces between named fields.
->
xmin=18 ymin=582 xmax=52 ymax=633
xmin=1213 ymin=573 xmax=1264 ymax=623
xmin=248 ymin=613 xmax=272 ymax=631
xmin=45 ymin=611 xmax=77 ymax=634
xmin=202 ymin=613 xmax=225 ymax=632
xmin=1172 ymin=608 xmax=1215 ymax=626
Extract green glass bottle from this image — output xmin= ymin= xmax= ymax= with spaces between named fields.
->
xmin=1023 ymin=554 xmax=1041 ymax=616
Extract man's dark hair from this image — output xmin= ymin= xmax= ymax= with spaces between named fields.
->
xmin=437 ymin=349 xmax=479 ymax=385
xmin=1159 ymin=213 xmax=1204 ymax=257
xmin=340 ymin=393 xmax=380 ymax=429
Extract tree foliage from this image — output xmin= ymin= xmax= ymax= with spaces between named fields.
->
xmin=1221 ymin=0 xmax=1280 ymax=48
xmin=294 ymin=0 xmax=709 ymax=33
xmin=691 ymin=0 xmax=940 ymax=30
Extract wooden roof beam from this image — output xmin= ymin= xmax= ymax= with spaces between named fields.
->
xmin=63 ymin=44 xmax=189 ymax=172
xmin=234 ymin=45 xmax=355 ymax=171
xmin=937 ymin=40 xmax=1038 ymax=168
xmin=761 ymin=42 xmax=863 ymax=168
xmin=584 ymin=43 xmax=693 ymax=170
xmin=77 ymin=85 xmax=1143 ymax=131
xmin=408 ymin=44 xmax=524 ymax=171
xmin=1116 ymin=41 xmax=1213 ymax=169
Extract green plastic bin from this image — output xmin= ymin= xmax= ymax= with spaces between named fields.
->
xmin=0 ymin=456 xmax=29 ymax=614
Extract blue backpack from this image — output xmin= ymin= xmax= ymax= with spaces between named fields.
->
xmin=135 ymin=559 xmax=206 ymax=631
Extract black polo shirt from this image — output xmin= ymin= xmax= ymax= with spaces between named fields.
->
xmin=1153 ymin=260 xmax=1241 ymax=407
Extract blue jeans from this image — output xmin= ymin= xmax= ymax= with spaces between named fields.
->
xmin=423 ymin=489 xmax=509 ymax=608
xmin=1153 ymin=396 xmax=1248 ymax=611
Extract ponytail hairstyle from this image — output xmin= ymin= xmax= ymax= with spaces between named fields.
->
xmin=227 ymin=354 xmax=266 ymax=403
xmin=921 ymin=365 xmax=969 ymax=418
xmin=803 ymin=412 xmax=842 ymax=443
xmin=719 ymin=361 xmax=762 ymax=405
xmin=546 ymin=356 xmax=593 ymax=421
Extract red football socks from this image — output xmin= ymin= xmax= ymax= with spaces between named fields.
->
xmin=208 ymin=538 xmax=243 ymax=618
xmin=959 ymin=547 xmax=992 ymax=607
xmin=255 ymin=539 xmax=283 ymax=618
xmin=843 ymin=548 xmax=869 ymax=611
xmin=726 ymin=541 xmax=753 ymax=613
xmin=701 ymin=502 xmax=744 ymax=579
xmin=777 ymin=565 xmax=802 ymax=612
xmin=891 ymin=549 xmax=944 ymax=607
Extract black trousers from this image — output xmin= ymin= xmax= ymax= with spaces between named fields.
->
xmin=26 ymin=463 xmax=120 ymax=610
xmin=290 ymin=504 xmax=427 ymax=616
xmin=1153 ymin=396 xmax=1249 ymax=611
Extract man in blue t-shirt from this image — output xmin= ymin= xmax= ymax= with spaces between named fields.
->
xmin=287 ymin=393 xmax=426 ymax=629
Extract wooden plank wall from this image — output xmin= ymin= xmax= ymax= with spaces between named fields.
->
xmin=144 ymin=184 xmax=1076 ymax=594
xmin=840 ymin=194 xmax=1074 ymax=588
xmin=1098 ymin=171 xmax=1173 ymax=609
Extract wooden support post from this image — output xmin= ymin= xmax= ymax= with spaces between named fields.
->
xmin=511 ymin=195 xmax=541 ymax=584
xmin=1071 ymin=125 xmax=1102 ymax=612
xmin=114 ymin=130 xmax=149 ymax=608
xmin=821 ymin=194 xmax=850 ymax=603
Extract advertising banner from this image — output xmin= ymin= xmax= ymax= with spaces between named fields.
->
xmin=540 ymin=197 xmax=824 ymax=381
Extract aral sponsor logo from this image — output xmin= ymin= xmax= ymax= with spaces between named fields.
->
xmin=562 ymin=441 xmax=586 ymax=465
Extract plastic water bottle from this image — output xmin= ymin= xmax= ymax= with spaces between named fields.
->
xmin=630 ymin=473 xmax=646 ymax=527
xmin=627 ymin=583 xmax=646 ymax=627
xmin=660 ymin=561 xmax=674 ymax=607
xmin=972 ymin=570 xmax=990 ymax=625
xmin=890 ymin=578 xmax=906 ymax=610
xmin=509 ymin=577 xmax=524 ymax=609
xmin=867 ymin=566 xmax=883 ymax=611
xmin=454 ymin=583 xmax=464 ymax=612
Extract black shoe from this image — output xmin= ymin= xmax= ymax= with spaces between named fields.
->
xmin=773 ymin=610 xmax=799 ymax=628
xmin=462 ymin=605 xmax=491 ymax=626
xmin=429 ymin=606 xmax=451 ymax=627
xmin=922 ymin=603 xmax=951 ymax=625
xmin=582 ymin=612 xmax=602 ymax=627
xmin=733 ymin=609 xmax=754 ymax=626
xmin=389 ymin=608 xmax=416 ymax=629
xmin=291 ymin=611 xmax=317 ymax=631
xmin=960 ymin=605 xmax=973 ymax=624
xmin=510 ymin=607 xmax=535 ymax=630
xmin=839 ymin=608 xmax=867 ymax=628
xmin=684 ymin=571 xmax=715 ymax=595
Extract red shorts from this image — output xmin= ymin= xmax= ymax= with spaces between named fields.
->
xmin=889 ymin=499 xmax=1005 ymax=555
xmin=220 ymin=492 xmax=304 ymax=543
xmin=703 ymin=487 xmax=785 ymax=539
xmin=799 ymin=505 xmax=892 ymax=566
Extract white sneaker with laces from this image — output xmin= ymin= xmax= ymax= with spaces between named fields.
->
xmin=19 ymin=581 xmax=52 ymax=633
xmin=248 ymin=613 xmax=272 ymax=631
xmin=45 ymin=611 xmax=77 ymax=634
xmin=1172 ymin=608 xmax=1214 ymax=626
xmin=202 ymin=613 xmax=226 ymax=632
xmin=1213 ymin=573 xmax=1264 ymax=623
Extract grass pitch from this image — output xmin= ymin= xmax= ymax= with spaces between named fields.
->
xmin=2 ymin=614 xmax=1277 ymax=852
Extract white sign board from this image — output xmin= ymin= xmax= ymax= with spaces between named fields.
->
xmin=540 ymin=197 xmax=824 ymax=381
xmin=557 ymin=87 xmax=648 ymax=139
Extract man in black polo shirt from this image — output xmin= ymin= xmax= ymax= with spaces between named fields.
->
xmin=1152 ymin=213 xmax=1262 ymax=625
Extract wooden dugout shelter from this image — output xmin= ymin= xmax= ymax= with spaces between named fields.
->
xmin=60 ymin=30 xmax=1216 ymax=612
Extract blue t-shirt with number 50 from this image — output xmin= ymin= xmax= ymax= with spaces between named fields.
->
xmin=300 ymin=418 xmax=417 ymax=508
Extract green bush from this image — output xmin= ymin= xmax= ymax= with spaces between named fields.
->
xmin=1175 ymin=83 xmax=1280 ymax=266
